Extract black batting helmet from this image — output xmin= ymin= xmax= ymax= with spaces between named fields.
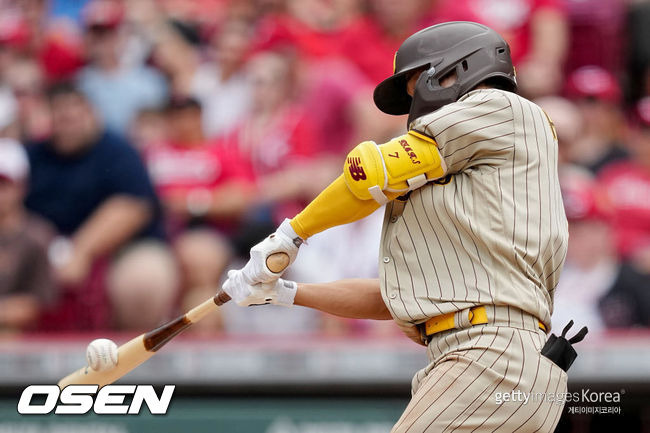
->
xmin=373 ymin=21 xmax=517 ymax=126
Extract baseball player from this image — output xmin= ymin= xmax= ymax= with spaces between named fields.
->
xmin=223 ymin=21 xmax=570 ymax=432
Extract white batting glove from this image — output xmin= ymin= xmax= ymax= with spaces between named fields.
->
xmin=241 ymin=219 xmax=303 ymax=284
xmin=221 ymin=269 xmax=298 ymax=307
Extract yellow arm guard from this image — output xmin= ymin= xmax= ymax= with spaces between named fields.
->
xmin=290 ymin=175 xmax=384 ymax=240
xmin=343 ymin=130 xmax=447 ymax=204
xmin=290 ymin=131 xmax=446 ymax=240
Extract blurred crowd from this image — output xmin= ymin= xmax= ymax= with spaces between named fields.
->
xmin=0 ymin=0 xmax=649 ymax=337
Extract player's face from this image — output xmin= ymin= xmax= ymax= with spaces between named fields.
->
xmin=406 ymin=71 xmax=421 ymax=97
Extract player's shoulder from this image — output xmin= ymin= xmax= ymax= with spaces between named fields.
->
xmin=411 ymin=89 xmax=515 ymax=134
xmin=458 ymin=88 xmax=513 ymax=103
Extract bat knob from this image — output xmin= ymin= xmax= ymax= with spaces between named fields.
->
xmin=214 ymin=290 xmax=231 ymax=306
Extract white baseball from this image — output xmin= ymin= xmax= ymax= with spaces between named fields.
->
xmin=86 ymin=338 xmax=119 ymax=371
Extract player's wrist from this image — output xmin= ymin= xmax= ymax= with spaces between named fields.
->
xmin=272 ymin=278 xmax=298 ymax=307
xmin=277 ymin=218 xmax=304 ymax=247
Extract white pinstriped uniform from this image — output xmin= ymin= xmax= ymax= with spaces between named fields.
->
xmin=379 ymin=89 xmax=569 ymax=432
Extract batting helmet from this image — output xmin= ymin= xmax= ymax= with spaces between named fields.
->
xmin=373 ymin=21 xmax=517 ymax=126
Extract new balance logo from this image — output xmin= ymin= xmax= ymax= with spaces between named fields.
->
xmin=347 ymin=157 xmax=367 ymax=181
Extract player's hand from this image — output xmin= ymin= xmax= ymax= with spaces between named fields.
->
xmin=221 ymin=269 xmax=297 ymax=307
xmin=241 ymin=219 xmax=303 ymax=284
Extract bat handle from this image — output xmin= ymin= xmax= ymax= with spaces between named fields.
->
xmin=215 ymin=252 xmax=291 ymax=306
xmin=266 ymin=251 xmax=290 ymax=273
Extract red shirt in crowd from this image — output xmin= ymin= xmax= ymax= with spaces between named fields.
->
xmin=254 ymin=13 xmax=342 ymax=60
xmin=338 ymin=16 xmax=420 ymax=84
xmin=220 ymin=106 xmax=321 ymax=222
xmin=145 ymin=141 xmax=251 ymax=197
xmin=144 ymin=140 xmax=254 ymax=234
xmin=431 ymin=0 xmax=566 ymax=65
xmin=599 ymin=161 xmax=650 ymax=258
xmin=223 ymin=107 xmax=321 ymax=176
xmin=0 ymin=11 xmax=83 ymax=82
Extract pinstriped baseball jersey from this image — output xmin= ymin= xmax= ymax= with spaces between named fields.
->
xmin=378 ymin=88 xmax=568 ymax=328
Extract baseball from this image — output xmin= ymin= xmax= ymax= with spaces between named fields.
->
xmin=86 ymin=338 xmax=118 ymax=371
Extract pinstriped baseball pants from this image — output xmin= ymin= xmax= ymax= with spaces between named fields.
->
xmin=392 ymin=306 xmax=567 ymax=433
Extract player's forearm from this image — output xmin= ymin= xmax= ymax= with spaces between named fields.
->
xmin=294 ymin=278 xmax=392 ymax=320
xmin=289 ymin=133 xmax=445 ymax=240
xmin=290 ymin=175 xmax=384 ymax=240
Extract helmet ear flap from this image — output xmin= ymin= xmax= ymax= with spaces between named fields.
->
xmin=408 ymin=67 xmax=462 ymax=126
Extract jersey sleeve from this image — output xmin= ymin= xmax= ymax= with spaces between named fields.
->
xmin=410 ymin=90 xmax=515 ymax=174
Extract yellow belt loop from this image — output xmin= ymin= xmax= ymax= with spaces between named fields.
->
xmin=469 ymin=306 xmax=488 ymax=325
xmin=424 ymin=306 xmax=544 ymax=337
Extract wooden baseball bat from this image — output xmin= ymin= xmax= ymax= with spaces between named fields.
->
xmin=57 ymin=252 xmax=290 ymax=389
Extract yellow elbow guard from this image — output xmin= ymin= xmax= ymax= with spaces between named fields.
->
xmin=343 ymin=130 xmax=447 ymax=203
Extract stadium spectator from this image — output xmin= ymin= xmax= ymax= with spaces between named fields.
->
xmin=129 ymin=107 xmax=168 ymax=151
xmin=598 ymin=97 xmax=650 ymax=260
xmin=222 ymin=51 xmax=325 ymax=226
xmin=77 ymin=0 xmax=167 ymax=134
xmin=627 ymin=0 xmax=650 ymax=101
xmin=143 ymin=97 xmax=256 ymax=332
xmin=254 ymin=0 xmax=362 ymax=61
xmin=3 ymin=56 xmax=51 ymax=142
xmin=25 ymin=83 xmax=177 ymax=331
xmin=563 ymin=0 xmax=625 ymax=75
xmin=0 ymin=0 xmax=83 ymax=83
xmin=0 ymin=86 xmax=18 ymax=139
xmin=255 ymin=0 xmax=396 ymax=149
xmin=565 ymin=66 xmax=629 ymax=173
xmin=598 ymin=245 xmax=650 ymax=329
xmin=553 ymin=165 xmax=616 ymax=334
xmin=122 ymin=0 xmax=203 ymax=97
xmin=594 ymin=97 xmax=650 ymax=328
xmin=0 ymin=138 xmax=56 ymax=332
xmin=534 ymin=96 xmax=584 ymax=165
xmin=189 ymin=19 xmax=253 ymax=138
xmin=431 ymin=0 xmax=568 ymax=98
xmin=340 ymin=0 xmax=428 ymax=85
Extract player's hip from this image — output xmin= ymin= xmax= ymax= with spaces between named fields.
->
xmin=400 ymin=331 xmax=568 ymax=433
xmin=408 ymin=315 xmax=568 ymax=428
xmin=423 ymin=305 xmax=548 ymax=363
